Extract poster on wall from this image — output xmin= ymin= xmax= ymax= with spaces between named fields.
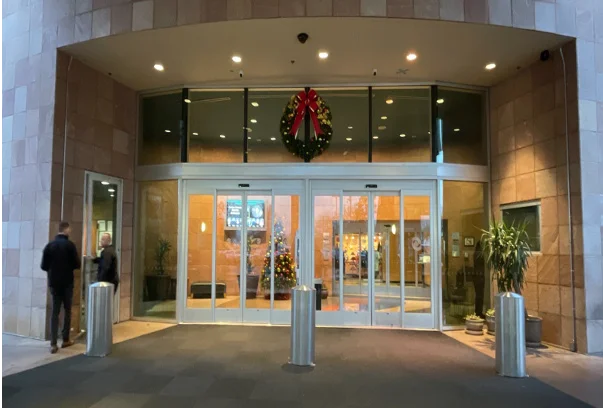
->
xmin=226 ymin=199 xmax=265 ymax=229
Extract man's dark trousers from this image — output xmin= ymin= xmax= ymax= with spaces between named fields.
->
xmin=50 ymin=286 xmax=73 ymax=346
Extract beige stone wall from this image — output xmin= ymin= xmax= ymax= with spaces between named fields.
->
xmin=489 ymin=41 xmax=594 ymax=351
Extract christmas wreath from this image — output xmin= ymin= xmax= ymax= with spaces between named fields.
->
xmin=280 ymin=89 xmax=332 ymax=161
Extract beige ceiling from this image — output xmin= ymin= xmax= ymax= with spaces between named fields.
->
xmin=63 ymin=17 xmax=569 ymax=91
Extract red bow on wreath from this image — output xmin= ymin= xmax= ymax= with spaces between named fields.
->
xmin=290 ymin=89 xmax=323 ymax=139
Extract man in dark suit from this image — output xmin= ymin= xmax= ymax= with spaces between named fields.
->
xmin=41 ymin=222 xmax=81 ymax=354
xmin=95 ymin=233 xmax=119 ymax=294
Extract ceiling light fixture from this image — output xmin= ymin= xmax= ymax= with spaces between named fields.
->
xmin=184 ymin=98 xmax=191 ymax=104
xmin=153 ymin=63 xmax=164 ymax=71
xmin=101 ymin=181 xmax=110 ymax=185
xmin=110 ymin=194 xmax=115 ymax=197
xmin=386 ymin=98 xmax=394 ymax=105
xmin=454 ymin=128 xmax=460 ymax=132
xmin=164 ymin=130 xmax=171 ymax=133
xmin=406 ymin=53 xmax=417 ymax=61
xmin=378 ymin=125 xmax=386 ymax=130
xmin=347 ymin=126 xmax=353 ymax=130
xmin=251 ymin=102 xmax=259 ymax=107
xmin=232 ymin=55 xmax=242 ymax=63
xmin=381 ymin=116 xmax=387 ymax=120
xmin=346 ymin=137 xmax=352 ymax=141
xmin=318 ymin=51 xmax=329 ymax=59
xmin=193 ymin=132 xmax=198 ymax=136
xmin=219 ymin=134 xmax=226 ymax=138
xmin=373 ymin=136 xmax=379 ymax=139
xmin=436 ymin=98 xmax=444 ymax=104
xmin=399 ymin=134 xmax=406 ymax=138
xmin=250 ymin=119 xmax=257 ymax=123
xmin=485 ymin=62 xmax=496 ymax=70
xmin=108 ymin=188 xmax=115 ymax=193
xmin=270 ymin=137 xmax=276 ymax=141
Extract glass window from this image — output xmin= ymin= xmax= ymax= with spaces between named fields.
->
xmin=502 ymin=204 xmax=541 ymax=252
xmin=188 ymin=89 xmax=244 ymax=163
xmin=313 ymin=195 xmax=341 ymax=311
xmin=186 ymin=194 xmax=214 ymax=309
xmin=436 ymin=87 xmax=487 ymax=165
xmin=441 ymin=181 xmax=488 ymax=325
xmin=133 ymin=180 xmax=179 ymax=319
xmin=371 ymin=87 xmax=431 ymax=162
xmin=139 ymin=92 xmax=182 ymax=165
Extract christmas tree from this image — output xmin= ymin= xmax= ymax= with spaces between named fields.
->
xmin=261 ymin=219 xmax=297 ymax=300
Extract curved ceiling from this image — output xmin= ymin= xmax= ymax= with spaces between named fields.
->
xmin=63 ymin=17 xmax=569 ymax=91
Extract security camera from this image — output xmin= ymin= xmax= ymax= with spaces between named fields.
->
xmin=540 ymin=50 xmax=550 ymax=62
xmin=239 ymin=70 xmax=244 ymax=78
xmin=297 ymin=33 xmax=309 ymax=44
xmin=373 ymin=69 xmax=377 ymax=76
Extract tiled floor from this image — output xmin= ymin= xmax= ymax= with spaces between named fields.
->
xmin=2 ymin=325 xmax=595 ymax=408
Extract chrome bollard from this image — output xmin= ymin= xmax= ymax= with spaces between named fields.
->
xmin=86 ymin=282 xmax=114 ymax=357
xmin=289 ymin=285 xmax=316 ymax=366
xmin=495 ymin=292 xmax=526 ymax=377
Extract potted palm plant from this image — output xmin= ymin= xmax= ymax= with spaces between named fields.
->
xmin=480 ymin=220 xmax=541 ymax=347
xmin=465 ymin=313 xmax=485 ymax=335
xmin=485 ymin=309 xmax=495 ymax=335
xmin=145 ymin=238 xmax=172 ymax=301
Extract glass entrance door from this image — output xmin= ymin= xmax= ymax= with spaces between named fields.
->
xmin=182 ymin=180 xmax=303 ymax=325
xmin=312 ymin=180 xmax=436 ymax=329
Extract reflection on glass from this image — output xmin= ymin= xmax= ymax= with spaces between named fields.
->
xmin=188 ymin=90 xmax=244 ymax=163
xmin=437 ymin=88 xmax=487 ymax=165
xmin=139 ymin=92 xmax=182 ymax=165
xmin=372 ymin=87 xmax=431 ymax=163
xmin=441 ymin=182 xmax=488 ymax=325
xmin=186 ymin=195 xmax=213 ymax=309
xmin=216 ymin=195 xmax=242 ymax=309
xmin=343 ymin=195 xmax=369 ymax=312
xmin=404 ymin=196 xmax=432 ymax=314
xmin=245 ymin=195 xmax=270 ymax=310
xmin=134 ymin=181 xmax=178 ymax=319
xmin=372 ymin=195 xmax=401 ymax=313
xmin=313 ymin=196 xmax=341 ymax=312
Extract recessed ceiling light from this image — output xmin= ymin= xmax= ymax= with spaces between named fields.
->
xmin=270 ymin=137 xmax=276 ymax=141
xmin=250 ymin=119 xmax=257 ymax=123
xmin=164 ymin=130 xmax=171 ymax=133
xmin=108 ymin=188 xmax=115 ymax=193
xmin=318 ymin=51 xmax=329 ymax=59
xmin=256 ymin=139 xmax=261 ymax=142
xmin=101 ymin=181 xmax=110 ymax=185
xmin=248 ymin=136 xmax=251 ymax=139
xmin=399 ymin=134 xmax=406 ymax=138
xmin=436 ymin=98 xmax=444 ymax=104
xmin=110 ymin=194 xmax=114 ymax=197
xmin=193 ymin=132 xmax=198 ymax=136
xmin=153 ymin=63 xmax=164 ymax=71
xmin=386 ymin=98 xmax=394 ymax=104
xmin=485 ymin=62 xmax=496 ymax=70
xmin=406 ymin=53 xmax=417 ymax=61
xmin=454 ymin=128 xmax=460 ymax=132
xmin=346 ymin=137 xmax=352 ymax=141
xmin=380 ymin=116 xmax=387 ymax=120
xmin=373 ymin=136 xmax=379 ymax=139
xmin=184 ymin=98 xmax=191 ymax=104
xmin=251 ymin=102 xmax=259 ymax=107
xmin=232 ymin=55 xmax=242 ymax=63
xmin=347 ymin=126 xmax=353 ymax=130
xmin=378 ymin=125 xmax=386 ymax=130
xmin=412 ymin=135 xmax=417 ymax=138
xmin=219 ymin=134 xmax=226 ymax=138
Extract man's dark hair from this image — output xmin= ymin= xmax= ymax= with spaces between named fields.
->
xmin=59 ymin=222 xmax=70 ymax=233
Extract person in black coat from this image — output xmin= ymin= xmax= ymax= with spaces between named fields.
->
xmin=40 ymin=222 xmax=81 ymax=354
xmin=95 ymin=233 xmax=119 ymax=294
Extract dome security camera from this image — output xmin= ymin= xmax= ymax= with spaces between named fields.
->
xmin=297 ymin=33 xmax=309 ymax=44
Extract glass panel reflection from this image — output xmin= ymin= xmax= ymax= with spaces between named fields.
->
xmin=216 ymin=195 xmax=242 ymax=309
xmin=404 ymin=196 xmax=432 ymax=314
xmin=187 ymin=195 xmax=213 ymax=309
xmin=343 ymin=195 xmax=369 ymax=312
xmin=313 ymin=196 xmax=341 ymax=312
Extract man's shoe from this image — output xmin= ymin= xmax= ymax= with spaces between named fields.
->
xmin=50 ymin=345 xmax=58 ymax=354
xmin=61 ymin=340 xmax=75 ymax=349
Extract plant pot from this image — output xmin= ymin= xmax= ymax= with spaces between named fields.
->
xmin=145 ymin=274 xmax=171 ymax=301
xmin=321 ymin=287 xmax=329 ymax=300
xmin=526 ymin=315 xmax=543 ymax=348
xmin=237 ymin=274 xmax=259 ymax=299
xmin=486 ymin=316 xmax=495 ymax=335
xmin=465 ymin=319 xmax=485 ymax=335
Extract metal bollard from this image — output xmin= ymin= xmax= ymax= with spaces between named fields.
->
xmin=495 ymin=292 xmax=526 ymax=377
xmin=289 ymin=285 xmax=316 ymax=366
xmin=86 ymin=282 xmax=114 ymax=357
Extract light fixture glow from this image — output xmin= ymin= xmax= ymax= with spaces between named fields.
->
xmin=436 ymin=98 xmax=444 ymax=104
xmin=108 ymin=188 xmax=115 ymax=193
xmin=251 ymin=102 xmax=259 ymax=107
xmin=386 ymin=98 xmax=394 ymax=104
xmin=248 ymin=136 xmax=251 ymax=140
xmin=346 ymin=137 xmax=352 ymax=141
xmin=184 ymin=98 xmax=191 ymax=104
xmin=270 ymin=137 xmax=276 ymax=141
xmin=250 ymin=119 xmax=257 ymax=123
xmin=232 ymin=55 xmax=242 ymax=63
xmin=153 ymin=63 xmax=164 ymax=71
xmin=381 ymin=116 xmax=387 ymax=120
xmin=485 ymin=62 xmax=496 ymax=70
xmin=373 ymin=136 xmax=379 ymax=139
xmin=164 ymin=129 xmax=171 ymax=133
xmin=318 ymin=51 xmax=329 ymax=59
xmin=219 ymin=134 xmax=226 ymax=138
xmin=101 ymin=181 xmax=110 ymax=185
xmin=406 ymin=53 xmax=417 ymax=61
xmin=110 ymin=194 xmax=115 ymax=197
xmin=391 ymin=224 xmax=397 ymax=235
xmin=192 ymin=132 xmax=198 ymax=136
xmin=201 ymin=222 xmax=206 ymax=232
xmin=347 ymin=126 xmax=353 ymax=130
xmin=399 ymin=134 xmax=406 ymax=138
xmin=453 ymin=128 xmax=460 ymax=132
xmin=378 ymin=125 xmax=386 ymax=130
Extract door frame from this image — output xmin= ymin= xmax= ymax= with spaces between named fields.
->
xmin=180 ymin=179 xmax=305 ymax=325
xmin=82 ymin=171 xmax=124 ymax=324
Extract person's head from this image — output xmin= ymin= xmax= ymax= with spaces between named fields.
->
xmin=101 ymin=233 xmax=112 ymax=248
xmin=58 ymin=222 xmax=71 ymax=236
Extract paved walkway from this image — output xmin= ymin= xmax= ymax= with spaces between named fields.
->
xmin=2 ymin=325 xmax=598 ymax=408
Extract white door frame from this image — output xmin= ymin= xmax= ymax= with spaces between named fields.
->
xmin=82 ymin=171 xmax=124 ymax=324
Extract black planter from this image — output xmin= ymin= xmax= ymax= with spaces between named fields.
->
xmin=237 ymin=274 xmax=260 ymax=299
xmin=526 ymin=315 xmax=543 ymax=348
xmin=145 ymin=274 xmax=171 ymax=301
xmin=486 ymin=315 xmax=495 ymax=335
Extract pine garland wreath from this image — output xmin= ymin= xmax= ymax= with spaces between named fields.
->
xmin=280 ymin=89 xmax=333 ymax=161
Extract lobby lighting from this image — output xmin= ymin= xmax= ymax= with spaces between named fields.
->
xmin=220 ymin=134 xmax=226 ymax=138
xmin=232 ymin=55 xmax=242 ymax=63
xmin=201 ymin=222 xmax=206 ymax=232
xmin=386 ymin=98 xmax=394 ymax=104
xmin=248 ymin=136 xmax=251 ymax=139
xmin=318 ymin=51 xmax=329 ymax=59
xmin=485 ymin=62 xmax=496 ymax=70
xmin=193 ymin=132 xmax=199 ymax=136
xmin=101 ymin=181 xmax=110 ymax=185
xmin=110 ymin=194 xmax=114 ymax=197
xmin=373 ymin=136 xmax=379 ymax=139
xmin=391 ymin=224 xmax=397 ymax=235
xmin=153 ymin=63 xmax=164 ymax=71
xmin=454 ymin=128 xmax=460 ymax=132
xmin=436 ymin=99 xmax=444 ymax=104
xmin=381 ymin=116 xmax=387 ymax=120
xmin=346 ymin=137 xmax=352 ymax=141
xmin=251 ymin=102 xmax=259 ymax=107
xmin=406 ymin=53 xmax=417 ymax=61
xmin=378 ymin=125 xmax=386 ymax=130
xmin=270 ymin=137 xmax=276 ymax=141
xmin=347 ymin=126 xmax=353 ymax=129
xmin=164 ymin=130 xmax=171 ymax=133
xmin=250 ymin=119 xmax=257 ymax=123
xmin=108 ymin=188 xmax=115 ymax=193
xmin=400 ymin=134 xmax=406 ymax=138
xmin=184 ymin=98 xmax=191 ymax=104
